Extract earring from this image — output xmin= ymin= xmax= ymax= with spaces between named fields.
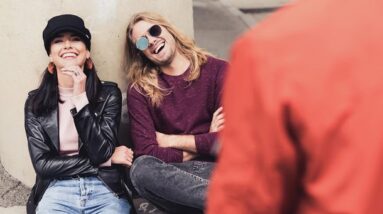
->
xmin=86 ymin=58 xmax=94 ymax=70
xmin=47 ymin=62 xmax=55 ymax=73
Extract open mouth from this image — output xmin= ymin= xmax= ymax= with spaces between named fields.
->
xmin=153 ymin=42 xmax=165 ymax=54
xmin=60 ymin=52 xmax=78 ymax=59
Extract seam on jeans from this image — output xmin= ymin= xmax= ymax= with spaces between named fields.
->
xmin=172 ymin=166 xmax=209 ymax=185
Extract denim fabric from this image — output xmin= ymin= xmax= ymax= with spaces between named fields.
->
xmin=130 ymin=155 xmax=214 ymax=214
xmin=36 ymin=176 xmax=131 ymax=214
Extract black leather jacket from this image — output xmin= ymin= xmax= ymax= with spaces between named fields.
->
xmin=24 ymin=81 xmax=128 ymax=213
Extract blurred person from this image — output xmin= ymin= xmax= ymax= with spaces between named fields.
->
xmin=25 ymin=14 xmax=133 ymax=214
xmin=125 ymin=12 xmax=227 ymax=213
xmin=208 ymin=0 xmax=383 ymax=213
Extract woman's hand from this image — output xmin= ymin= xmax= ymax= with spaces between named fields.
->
xmin=210 ymin=107 xmax=225 ymax=132
xmin=111 ymin=146 xmax=134 ymax=167
xmin=61 ymin=65 xmax=87 ymax=96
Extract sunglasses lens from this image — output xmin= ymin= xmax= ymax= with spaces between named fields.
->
xmin=136 ymin=36 xmax=149 ymax=51
xmin=149 ymin=25 xmax=162 ymax=37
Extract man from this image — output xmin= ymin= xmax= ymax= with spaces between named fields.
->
xmin=208 ymin=0 xmax=383 ymax=213
xmin=125 ymin=12 xmax=226 ymax=213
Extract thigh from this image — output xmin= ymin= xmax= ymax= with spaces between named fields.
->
xmin=84 ymin=177 xmax=131 ymax=214
xmin=36 ymin=180 xmax=79 ymax=214
xmin=130 ymin=156 xmax=210 ymax=211
xmin=171 ymin=161 xmax=215 ymax=179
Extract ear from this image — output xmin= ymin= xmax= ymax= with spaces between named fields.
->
xmin=86 ymin=50 xmax=91 ymax=59
xmin=49 ymin=55 xmax=53 ymax=62
xmin=47 ymin=62 xmax=55 ymax=74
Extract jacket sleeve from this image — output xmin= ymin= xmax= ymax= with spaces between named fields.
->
xmin=25 ymin=99 xmax=97 ymax=179
xmin=72 ymin=85 xmax=122 ymax=165
xmin=127 ymin=87 xmax=183 ymax=163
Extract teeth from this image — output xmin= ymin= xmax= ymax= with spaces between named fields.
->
xmin=62 ymin=53 xmax=77 ymax=58
xmin=155 ymin=43 xmax=165 ymax=54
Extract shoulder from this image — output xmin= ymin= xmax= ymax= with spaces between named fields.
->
xmin=127 ymin=84 xmax=144 ymax=97
xmin=25 ymin=89 xmax=39 ymax=116
xmin=99 ymin=81 xmax=121 ymax=99
xmin=203 ymin=56 xmax=228 ymax=74
xmin=27 ymin=89 xmax=38 ymax=97
xmin=206 ymin=56 xmax=228 ymax=67
xmin=101 ymin=80 xmax=118 ymax=88
xmin=25 ymin=89 xmax=39 ymax=107
xmin=200 ymin=56 xmax=228 ymax=81
xmin=100 ymin=81 xmax=119 ymax=91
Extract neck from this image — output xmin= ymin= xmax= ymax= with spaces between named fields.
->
xmin=160 ymin=52 xmax=190 ymax=76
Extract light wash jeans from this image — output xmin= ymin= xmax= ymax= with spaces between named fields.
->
xmin=36 ymin=176 xmax=131 ymax=214
xmin=130 ymin=155 xmax=215 ymax=214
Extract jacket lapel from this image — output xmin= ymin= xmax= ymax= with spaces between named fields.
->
xmin=40 ymin=108 xmax=59 ymax=152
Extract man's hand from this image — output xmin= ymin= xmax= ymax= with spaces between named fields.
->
xmin=210 ymin=106 xmax=225 ymax=132
xmin=111 ymin=146 xmax=134 ymax=167
xmin=183 ymin=151 xmax=197 ymax=161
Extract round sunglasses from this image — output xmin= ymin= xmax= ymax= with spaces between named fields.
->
xmin=135 ymin=24 xmax=162 ymax=51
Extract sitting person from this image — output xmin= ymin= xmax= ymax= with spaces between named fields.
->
xmin=25 ymin=14 xmax=133 ymax=214
xmin=124 ymin=12 xmax=227 ymax=213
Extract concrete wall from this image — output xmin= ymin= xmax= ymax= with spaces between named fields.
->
xmin=0 ymin=0 xmax=193 ymax=187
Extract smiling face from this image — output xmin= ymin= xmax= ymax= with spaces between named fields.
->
xmin=131 ymin=20 xmax=177 ymax=66
xmin=49 ymin=32 xmax=90 ymax=70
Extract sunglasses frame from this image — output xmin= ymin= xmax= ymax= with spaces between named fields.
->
xmin=135 ymin=24 xmax=162 ymax=51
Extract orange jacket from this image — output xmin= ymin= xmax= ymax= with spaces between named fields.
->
xmin=208 ymin=0 xmax=383 ymax=213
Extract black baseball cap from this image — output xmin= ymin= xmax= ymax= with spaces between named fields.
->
xmin=43 ymin=14 xmax=91 ymax=55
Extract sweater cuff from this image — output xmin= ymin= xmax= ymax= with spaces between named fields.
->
xmin=194 ymin=132 xmax=217 ymax=155
xmin=70 ymin=92 xmax=89 ymax=112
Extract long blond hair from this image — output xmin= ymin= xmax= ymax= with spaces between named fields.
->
xmin=125 ymin=12 xmax=210 ymax=106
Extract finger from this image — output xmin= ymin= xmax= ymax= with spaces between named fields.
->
xmin=215 ymin=113 xmax=225 ymax=121
xmin=213 ymin=107 xmax=223 ymax=116
xmin=61 ymin=70 xmax=77 ymax=78
xmin=127 ymin=157 xmax=133 ymax=163
xmin=62 ymin=69 xmax=81 ymax=78
xmin=217 ymin=125 xmax=225 ymax=132
xmin=216 ymin=119 xmax=225 ymax=127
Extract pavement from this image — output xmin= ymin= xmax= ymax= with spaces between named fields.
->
xmin=0 ymin=0 xmax=285 ymax=213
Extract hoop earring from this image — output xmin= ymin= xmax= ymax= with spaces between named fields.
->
xmin=86 ymin=58 xmax=94 ymax=70
xmin=47 ymin=62 xmax=55 ymax=73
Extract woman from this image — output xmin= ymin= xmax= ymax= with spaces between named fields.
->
xmin=25 ymin=14 xmax=133 ymax=214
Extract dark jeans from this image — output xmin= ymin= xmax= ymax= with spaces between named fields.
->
xmin=130 ymin=155 xmax=214 ymax=214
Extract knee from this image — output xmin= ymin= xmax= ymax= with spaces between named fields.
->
xmin=130 ymin=155 xmax=162 ymax=189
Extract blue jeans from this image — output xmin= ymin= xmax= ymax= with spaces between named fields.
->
xmin=130 ymin=155 xmax=214 ymax=214
xmin=36 ymin=176 xmax=131 ymax=214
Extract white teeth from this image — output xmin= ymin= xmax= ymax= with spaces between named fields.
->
xmin=62 ymin=53 xmax=77 ymax=58
xmin=155 ymin=43 xmax=165 ymax=54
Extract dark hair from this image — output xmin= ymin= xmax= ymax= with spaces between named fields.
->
xmin=30 ymin=66 xmax=101 ymax=116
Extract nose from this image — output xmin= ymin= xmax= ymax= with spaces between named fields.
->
xmin=64 ymin=40 xmax=72 ymax=49
xmin=147 ymin=35 xmax=157 ymax=47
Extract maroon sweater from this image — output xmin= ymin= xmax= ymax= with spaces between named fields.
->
xmin=127 ymin=56 xmax=227 ymax=163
